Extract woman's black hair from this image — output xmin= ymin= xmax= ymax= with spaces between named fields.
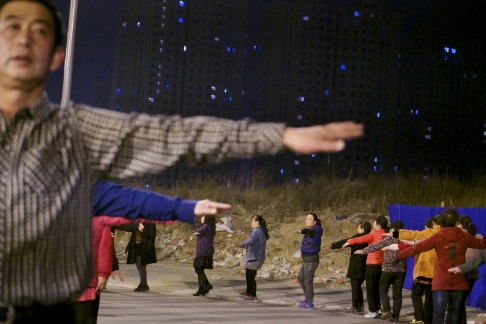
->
xmin=308 ymin=212 xmax=322 ymax=227
xmin=360 ymin=221 xmax=372 ymax=234
xmin=253 ymin=215 xmax=270 ymax=240
xmin=204 ymin=215 xmax=216 ymax=232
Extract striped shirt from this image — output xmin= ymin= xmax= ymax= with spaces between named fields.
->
xmin=0 ymin=93 xmax=284 ymax=306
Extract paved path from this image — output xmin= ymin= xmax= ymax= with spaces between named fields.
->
xmin=97 ymin=263 xmax=485 ymax=323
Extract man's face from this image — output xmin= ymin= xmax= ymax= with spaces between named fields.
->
xmin=0 ymin=1 xmax=64 ymax=88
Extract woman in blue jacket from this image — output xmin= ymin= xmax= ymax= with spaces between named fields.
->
xmin=238 ymin=215 xmax=270 ymax=302
xmin=295 ymin=213 xmax=323 ymax=309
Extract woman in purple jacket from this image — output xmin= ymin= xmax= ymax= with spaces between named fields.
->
xmin=193 ymin=215 xmax=216 ymax=296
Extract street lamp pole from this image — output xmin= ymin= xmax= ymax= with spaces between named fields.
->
xmin=61 ymin=0 xmax=79 ymax=109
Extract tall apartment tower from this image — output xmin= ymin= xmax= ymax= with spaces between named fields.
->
xmin=259 ymin=0 xmax=401 ymax=181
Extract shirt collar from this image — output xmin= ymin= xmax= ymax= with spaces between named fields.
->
xmin=26 ymin=92 xmax=55 ymax=122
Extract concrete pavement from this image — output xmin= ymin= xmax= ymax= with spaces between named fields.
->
xmin=97 ymin=262 xmax=486 ymax=323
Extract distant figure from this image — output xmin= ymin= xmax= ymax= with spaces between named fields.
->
xmin=295 ymin=213 xmax=323 ymax=309
xmin=330 ymin=221 xmax=371 ymax=314
xmin=193 ymin=215 xmax=216 ymax=296
xmin=115 ymin=223 xmax=157 ymax=292
xmin=237 ymin=215 xmax=270 ymax=302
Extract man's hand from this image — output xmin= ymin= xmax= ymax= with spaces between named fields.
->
xmin=95 ymin=276 xmax=108 ymax=294
xmin=138 ymin=223 xmax=144 ymax=232
xmin=283 ymin=122 xmax=364 ymax=154
xmin=194 ymin=199 xmax=231 ymax=216
xmin=111 ymin=270 xmax=124 ymax=282
xmin=342 ymin=242 xmax=349 ymax=248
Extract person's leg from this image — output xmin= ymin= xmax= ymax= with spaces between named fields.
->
xmin=297 ymin=263 xmax=306 ymax=300
xmin=378 ymin=272 xmax=393 ymax=318
xmin=246 ymin=269 xmax=257 ymax=297
xmin=194 ymin=267 xmax=205 ymax=295
xmin=303 ymin=261 xmax=319 ymax=304
xmin=367 ymin=264 xmax=382 ymax=313
xmin=432 ymin=290 xmax=448 ymax=324
xmin=357 ymin=277 xmax=365 ymax=311
xmin=391 ymin=272 xmax=406 ymax=320
xmin=446 ymin=290 xmax=468 ymax=324
xmin=411 ymin=281 xmax=426 ymax=322
xmin=423 ymin=283 xmax=433 ymax=324
xmin=350 ymin=278 xmax=360 ymax=308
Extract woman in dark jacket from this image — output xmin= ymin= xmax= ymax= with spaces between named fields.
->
xmin=193 ymin=215 xmax=216 ymax=296
xmin=295 ymin=213 xmax=323 ymax=309
xmin=115 ymin=222 xmax=157 ymax=292
xmin=330 ymin=221 xmax=371 ymax=314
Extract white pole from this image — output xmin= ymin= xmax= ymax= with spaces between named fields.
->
xmin=61 ymin=0 xmax=79 ymax=109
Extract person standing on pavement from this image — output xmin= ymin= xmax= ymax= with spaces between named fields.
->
xmin=398 ymin=209 xmax=486 ymax=324
xmin=330 ymin=221 xmax=371 ymax=314
xmin=295 ymin=213 xmax=323 ymax=309
xmin=355 ymin=220 xmax=407 ymax=322
xmin=0 ymin=0 xmax=363 ymax=320
xmin=114 ymin=222 xmax=157 ymax=292
xmin=238 ymin=215 xmax=270 ymax=302
xmin=343 ymin=215 xmax=388 ymax=319
xmin=193 ymin=215 xmax=216 ymax=296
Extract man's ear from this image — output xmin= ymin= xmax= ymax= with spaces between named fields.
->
xmin=49 ymin=46 xmax=66 ymax=72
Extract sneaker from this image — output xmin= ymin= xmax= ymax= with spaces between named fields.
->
xmin=364 ymin=311 xmax=377 ymax=319
xmin=299 ymin=302 xmax=314 ymax=309
xmin=299 ymin=299 xmax=308 ymax=306
xmin=348 ymin=307 xmax=359 ymax=314
xmin=410 ymin=320 xmax=424 ymax=323
xmin=134 ymin=284 xmax=149 ymax=292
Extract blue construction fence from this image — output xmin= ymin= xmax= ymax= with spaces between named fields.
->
xmin=388 ymin=204 xmax=486 ymax=310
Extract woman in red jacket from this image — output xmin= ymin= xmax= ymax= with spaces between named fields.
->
xmin=343 ymin=215 xmax=388 ymax=319
xmin=398 ymin=209 xmax=486 ymax=324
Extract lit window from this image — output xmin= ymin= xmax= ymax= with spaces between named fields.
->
xmin=451 ymin=48 xmax=456 ymax=54
xmin=229 ymin=97 xmax=232 ymax=101
xmin=340 ymin=64 xmax=346 ymax=70
xmin=178 ymin=18 xmax=184 ymax=23
xmin=137 ymin=21 xmax=141 ymax=27
xmin=183 ymin=45 xmax=187 ymax=51
xmin=227 ymin=47 xmax=231 ymax=52
xmin=253 ymin=45 xmax=257 ymax=50
xmin=179 ymin=1 xmax=184 ymax=6
xmin=373 ymin=166 xmax=377 ymax=172
xmin=295 ymin=178 xmax=300 ymax=184
xmin=224 ymin=88 xmax=228 ymax=93
xmin=415 ymin=110 xmax=419 ymax=115
xmin=297 ymin=115 xmax=303 ymax=120
xmin=376 ymin=112 xmax=381 ymax=118
xmin=297 ymin=96 xmax=305 ymax=102
xmin=122 ymin=22 xmax=127 ymax=28
xmin=444 ymin=47 xmax=450 ymax=53
xmin=311 ymin=154 xmax=316 ymax=158
xmin=393 ymin=165 xmax=398 ymax=172
xmin=116 ymin=88 xmax=121 ymax=96
xmin=354 ymin=11 xmax=360 ymax=17
xmin=425 ymin=135 xmax=432 ymax=139
xmin=214 ymin=37 xmax=220 ymax=42
xmin=374 ymin=157 xmax=378 ymax=163
xmin=303 ymin=16 xmax=309 ymax=21
xmin=294 ymin=160 xmax=300 ymax=166
xmin=324 ymin=90 xmax=330 ymax=96
xmin=146 ymin=184 xmax=151 ymax=188
xmin=211 ymin=95 xmax=216 ymax=100
xmin=483 ymin=131 xmax=486 ymax=136
xmin=165 ymin=83 xmax=171 ymax=89
xmin=211 ymin=86 xmax=217 ymax=91
xmin=148 ymin=97 xmax=155 ymax=103
xmin=427 ymin=126 xmax=432 ymax=131
xmin=280 ymin=168 xmax=284 ymax=174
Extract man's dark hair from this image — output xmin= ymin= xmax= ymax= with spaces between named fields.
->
xmin=439 ymin=209 xmax=459 ymax=227
xmin=0 ymin=0 xmax=65 ymax=46
xmin=425 ymin=217 xmax=434 ymax=229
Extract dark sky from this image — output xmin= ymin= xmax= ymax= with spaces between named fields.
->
xmin=48 ymin=0 xmax=485 ymax=106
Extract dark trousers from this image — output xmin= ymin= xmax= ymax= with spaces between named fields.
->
xmin=297 ymin=261 xmax=319 ymax=303
xmin=0 ymin=302 xmax=76 ymax=323
xmin=246 ymin=269 xmax=258 ymax=297
xmin=446 ymin=278 xmax=476 ymax=324
xmin=379 ymin=271 xmax=406 ymax=317
xmin=74 ymin=294 xmax=101 ymax=324
xmin=411 ymin=279 xmax=433 ymax=324
xmin=432 ymin=290 xmax=468 ymax=324
xmin=365 ymin=264 xmax=382 ymax=313
xmin=350 ymin=277 xmax=366 ymax=308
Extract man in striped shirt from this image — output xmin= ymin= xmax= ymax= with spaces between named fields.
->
xmin=0 ymin=0 xmax=363 ymax=321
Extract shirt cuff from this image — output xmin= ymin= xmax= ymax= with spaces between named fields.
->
xmin=175 ymin=200 xmax=197 ymax=225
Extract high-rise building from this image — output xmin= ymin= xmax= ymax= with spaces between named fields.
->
xmin=109 ymin=0 xmax=485 ymax=184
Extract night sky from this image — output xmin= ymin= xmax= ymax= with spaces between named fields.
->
xmin=49 ymin=0 xmax=486 ymax=107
